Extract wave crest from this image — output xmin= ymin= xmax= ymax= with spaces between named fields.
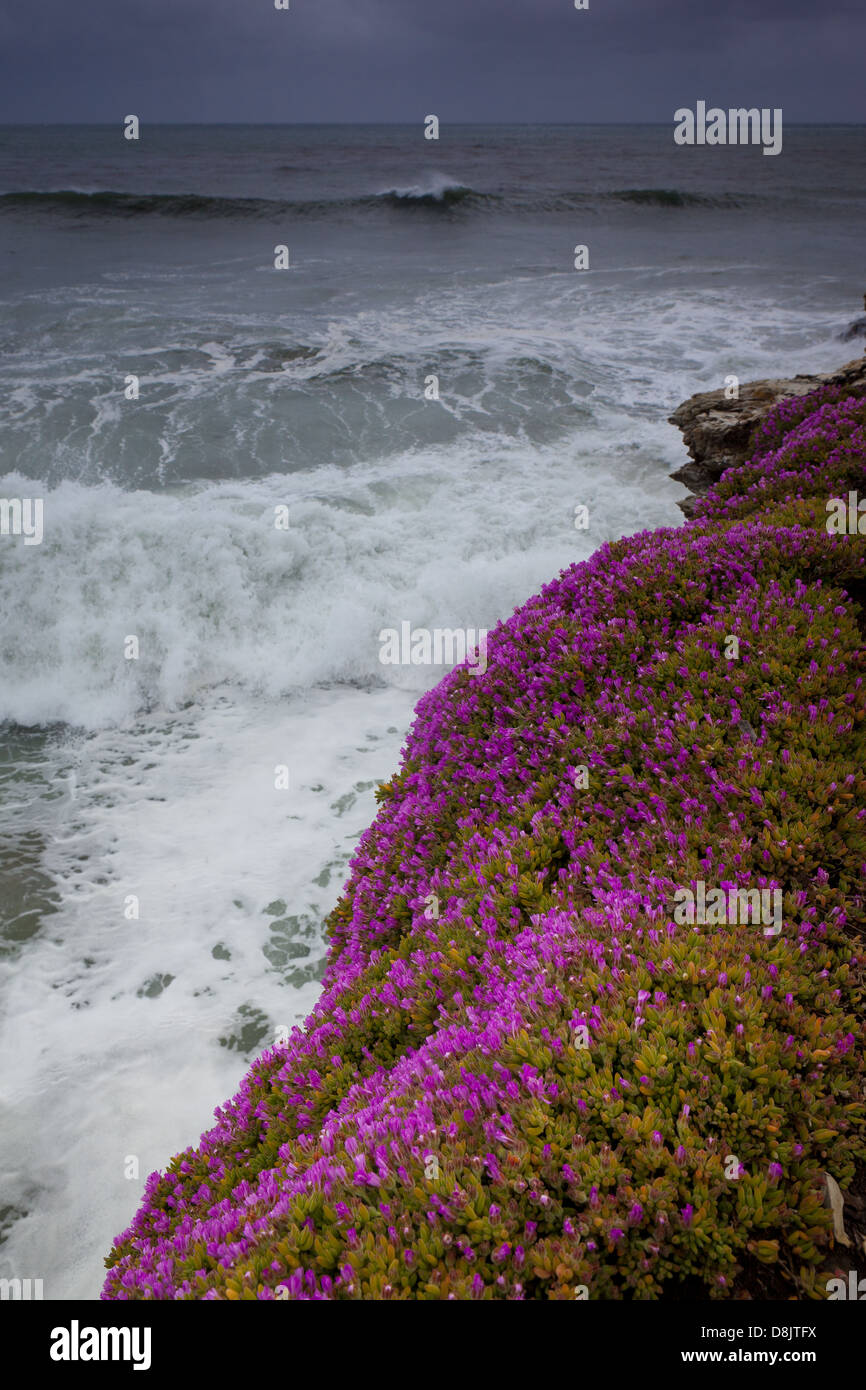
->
xmin=0 ymin=182 xmax=487 ymax=221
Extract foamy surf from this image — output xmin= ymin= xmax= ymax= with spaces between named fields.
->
xmin=0 ymin=421 xmax=687 ymax=729
xmin=0 ymin=685 xmax=413 ymax=1298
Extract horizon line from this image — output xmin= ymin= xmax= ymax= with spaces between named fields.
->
xmin=1 ymin=119 xmax=865 ymax=128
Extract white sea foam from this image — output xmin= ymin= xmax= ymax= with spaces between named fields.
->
xmin=0 ymin=422 xmax=685 ymax=730
xmin=0 ymin=686 xmax=414 ymax=1299
xmin=377 ymin=172 xmax=470 ymax=200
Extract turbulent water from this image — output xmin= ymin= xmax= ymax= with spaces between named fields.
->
xmin=0 ymin=123 xmax=863 ymax=1300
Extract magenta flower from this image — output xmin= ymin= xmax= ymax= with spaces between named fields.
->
xmin=99 ymin=383 xmax=866 ymax=1304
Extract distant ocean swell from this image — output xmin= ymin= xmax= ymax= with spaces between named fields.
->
xmin=0 ymin=185 xmax=755 ymax=220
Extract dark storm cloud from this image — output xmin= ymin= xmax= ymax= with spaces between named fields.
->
xmin=0 ymin=0 xmax=863 ymax=123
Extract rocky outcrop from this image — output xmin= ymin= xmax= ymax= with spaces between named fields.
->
xmin=841 ymin=317 xmax=866 ymax=343
xmin=842 ymin=294 xmax=866 ymax=342
xmin=670 ymin=353 xmax=866 ymax=517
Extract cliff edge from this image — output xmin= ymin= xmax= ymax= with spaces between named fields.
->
xmin=103 ymin=350 xmax=866 ymax=1302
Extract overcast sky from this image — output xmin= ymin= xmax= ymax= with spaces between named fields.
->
xmin=0 ymin=0 xmax=863 ymax=124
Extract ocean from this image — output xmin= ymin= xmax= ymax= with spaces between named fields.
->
xmin=0 ymin=122 xmax=863 ymax=1300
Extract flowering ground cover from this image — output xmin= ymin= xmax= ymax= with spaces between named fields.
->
xmin=103 ymin=385 xmax=866 ymax=1299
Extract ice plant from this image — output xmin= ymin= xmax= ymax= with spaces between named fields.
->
xmin=103 ymin=384 xmax=866 ymax=1301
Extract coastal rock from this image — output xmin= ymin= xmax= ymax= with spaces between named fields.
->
xmin=842 ymin=292 xmax=866 ymax=342
xmin=842 ymin=317 xmax=866 ymax=342
xmin=669 ymin=353 xmax=866 ymax=516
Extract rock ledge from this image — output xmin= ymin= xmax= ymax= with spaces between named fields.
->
xmin=670 ymin=354 xmax=866 ymax=516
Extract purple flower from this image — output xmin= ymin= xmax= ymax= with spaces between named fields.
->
xmin=99 ymin=383 xmax=866 ymax=1303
